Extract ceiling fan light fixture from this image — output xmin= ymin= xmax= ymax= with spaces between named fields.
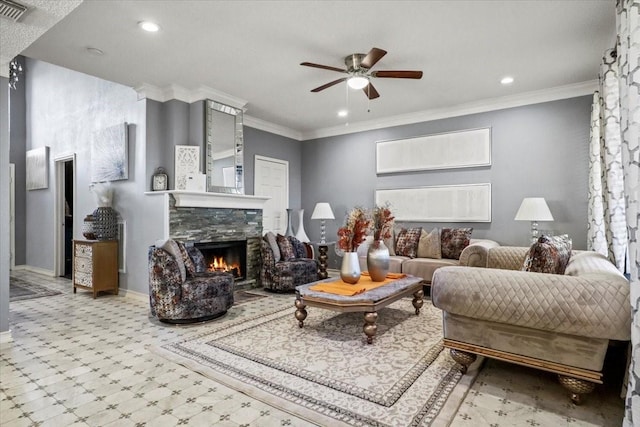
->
xmin=347 ymin=76 xmax=369 ymax=90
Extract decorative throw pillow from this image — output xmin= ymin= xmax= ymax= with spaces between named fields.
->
xmin=383 ymin=222 xmax=397 ymax=256
xmin=176 ymin=241 xmax=197 ymax=277
xmin=288 ymin=236 xmax=307 ymax=259
xmin=440 ymin=228 xmax=473 ymax=260
xmin=395 ymin=227 xmax=422 ymax=258
xmin=417 ymin=228 xmax=442 ymax=259
xmin=277 ymin=234 xmax=296 ymax=261
xmin=522 ymin=234 xmax=572 ymax=274
xmin=155 ymin=239 xmax=186 ymax=282
xmin=186 ymin=245 xmax=206 ymax=273
xmin=264 ymin=231 xmax=281 ymax=262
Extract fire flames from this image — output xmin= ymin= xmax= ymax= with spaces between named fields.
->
xmin=208 ymin=256 xmax=241 ymax=277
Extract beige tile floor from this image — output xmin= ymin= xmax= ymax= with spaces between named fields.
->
xmin=1 ymin=271 xmax=625 ymax=426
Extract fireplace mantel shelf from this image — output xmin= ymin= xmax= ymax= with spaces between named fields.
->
xmin=145 ymin=190 xmax=270 ymax=209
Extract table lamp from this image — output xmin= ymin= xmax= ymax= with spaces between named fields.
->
xmin=514 ymin=197 xmax=554 ymax=243
xmin=311 ymin=202 xmax=335 ymax=244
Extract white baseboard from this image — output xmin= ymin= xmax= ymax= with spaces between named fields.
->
xmin=0 ymin=330 xmax=13 ymax=346
xmin=11 ymin=265 xmax=56 ymax=277
xmin=121 ymin=288 xmax=148 ymax=303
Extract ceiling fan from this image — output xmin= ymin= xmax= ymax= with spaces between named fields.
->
xmin=300 ymin=47 xmax=423 ymax=100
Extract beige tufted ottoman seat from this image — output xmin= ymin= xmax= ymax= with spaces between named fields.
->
xmin=431 ymin=246 xmax=630 ymax=404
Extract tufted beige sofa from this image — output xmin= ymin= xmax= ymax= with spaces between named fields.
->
xmin=358 ymin=238 xmax=499 ymax=284
xmin=431 ymin=246 xmax=630 ymax=404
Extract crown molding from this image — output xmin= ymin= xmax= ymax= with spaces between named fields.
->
xmin=300 ymin=80 xmax=598 ymax=140
xmin=243 ymin=115 xmax=302 ymax=141
xmin=134 ymin=83 xmax=248 ymax=109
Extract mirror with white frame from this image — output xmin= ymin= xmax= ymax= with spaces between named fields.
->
xmin=205 ymin=99 xmax=244 ymax=194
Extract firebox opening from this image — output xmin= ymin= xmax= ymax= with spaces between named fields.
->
xmin=193 ymin=240 xmax=246 ymax=280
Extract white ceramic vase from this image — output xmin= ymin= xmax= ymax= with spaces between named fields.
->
xmin=295 ymin=209 xmax=310 ymax=242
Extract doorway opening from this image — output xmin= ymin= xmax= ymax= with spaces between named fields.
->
xmin=54 ymin=154 xmax=76 ymax=278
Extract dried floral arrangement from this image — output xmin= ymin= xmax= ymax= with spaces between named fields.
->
xmin=337 ymin=206 xmax=370 ymax=252
xmin=371 ymin=204 xmax=395 ymax=241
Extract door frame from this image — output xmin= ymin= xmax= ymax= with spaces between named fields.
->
xmin=9 ymin=163 xmax=15 ymax=270
xmin=54 ymin=153 xmax=76 ymax=277
xmin=254 ymin=155 xmax=289 ymax=234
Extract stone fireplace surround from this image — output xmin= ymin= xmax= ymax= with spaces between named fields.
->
xmin=150 ymin=191 xmax=269 ymax=288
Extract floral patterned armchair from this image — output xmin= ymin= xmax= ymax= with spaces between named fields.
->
xmin=260 ymin=233 xmax=319 ymax=292
xmin=148 ymin=240 xmax=234 ymax=323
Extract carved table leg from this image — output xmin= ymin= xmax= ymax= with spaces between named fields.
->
xmin=363 ymin=311 xmax=378 ymax=344
xmin=317 ymin=245 xmax=328 ymax=279
xmin=450 ymin=349 xmax=477 ymax=374
xmin=412 ymin=289 xmax=424 ymax=315
xmin=557 ymin=375 xmax=596 ymax=405
xmin=294 ymin=298 xmax=307 ymax=328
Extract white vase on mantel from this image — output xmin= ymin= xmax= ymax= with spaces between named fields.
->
xmin=295 ymin=208 xmax=310 ymax=243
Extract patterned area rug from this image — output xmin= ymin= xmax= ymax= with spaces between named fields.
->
xmin=151 ymin=299 xmax=480 ymax=426
xmin=10 ymin=276 xmax=62 ymax=302
xmin=233 ymin=290 xmax=268 ymax=305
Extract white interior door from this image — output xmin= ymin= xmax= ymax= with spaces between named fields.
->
xmin=254 ymin=155 xmax=288 ymax=234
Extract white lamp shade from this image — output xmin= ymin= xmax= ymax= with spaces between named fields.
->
xmin=311 ymin=202 xmax=335 ymax=220
xmin=514 ymin=198 xmax=554 ymax=221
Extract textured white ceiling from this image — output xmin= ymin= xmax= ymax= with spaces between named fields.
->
xmin=5 ymin=1 xmax=615 ymax=138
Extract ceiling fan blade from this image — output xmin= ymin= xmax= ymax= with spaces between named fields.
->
xmin=363 ymin=82 xmax=380 ymax=99
xmin=311 ymin=78 xmax=347 ymax=92
xmin=371 ymin=70 xmax=423 ymax=79
xmin=360 ymin=48 xmax=387 ymax=69
xmin=300 ymin=62 xmax=347 ymax=73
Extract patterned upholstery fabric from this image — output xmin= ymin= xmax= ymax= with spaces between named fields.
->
xmin=289 ymin=236 xmax=307 ymax=258
xmin=176 ymin=241 xmax=197 ymax=277
xmin=277 ymin=234 xmax=296 ymax=261
xmin=440 ymin=228 xmax=473 ymax=260
xmin=260 ymin=239 xmax=318 ymax=292
xmin=186 ymin=245 xmax=206 ymax=273
xmin=395 ymin=227 xmax=422 ymax=258
xmin=522 ymin=234 xmax=572 ymax=275
xmin=148 ymin=245 xmax=234 ymax=322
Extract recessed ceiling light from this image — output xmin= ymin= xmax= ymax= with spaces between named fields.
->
xmin=138 ymin=21 xmax=160 ymax=32
xmin=501 ymin=76 xmax=514 ymax=85
xmin=86 ymin=47 xmax=104 ymax=56
xmin=338 ymin=110 xmax=348 ymax=117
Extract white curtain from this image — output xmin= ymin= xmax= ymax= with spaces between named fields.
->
xmin=618 ymin=0 xmax=640 ymax=425
xmin=588 ymin=49 xmax=628 ymax=272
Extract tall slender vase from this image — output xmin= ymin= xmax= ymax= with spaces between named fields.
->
xmin=367 ymin=240 xmax=390 ymax=282
xmin=295 ymin=209 xmax=310 ymax=242
xmin=340 ymin=252 xmax=361 ymax=284
xmin=285 ymin=208 xmax=295 ymax=237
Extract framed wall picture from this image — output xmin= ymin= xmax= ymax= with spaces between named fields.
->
xmin=375 ymin=183 xmax=491 ymax=222
xmin=26 ymin=146 xmax=49 ymax=190
xmin=91 ymin=123 xmax=129 ymax=182
xmin=376 ymin=127 xmax=491 ymax=174
xmin=174 ymin=145 xmax=200 ymax=190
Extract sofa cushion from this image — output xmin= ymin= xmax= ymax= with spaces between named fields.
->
xmin=395 ymin=227 xmax=422 ymax=258
xmin=384 ymin=223 xmax=397 ymax=256
xmin=264 ymin=231 xmax=281 ymax=262
xmin=277 ymin=234 xmax=296 ymax=261
xmin=441 ymin=228 xmax=473 ymax=260
xmin=417 ymin=228 xmax=441 ymax=259
xmin=402 ymin=257 xmax=459 ymax=283
xmin=288 ymin=235 xmax=307 ymax=258
xmin=522 ymin=234 xmax=572 ymax=274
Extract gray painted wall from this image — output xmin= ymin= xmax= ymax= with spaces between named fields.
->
xmin=22 ymin=59 xmax=160 ymax=295
xmin=1 ymin=77 xmax=10 ymax=333
xmin=8 ymin=56 xmax=26 ymax=266
xmin=302 ymin=96 xmax=592 ymax=268
xmin=244 ymin=126 xmax=302 ymax=209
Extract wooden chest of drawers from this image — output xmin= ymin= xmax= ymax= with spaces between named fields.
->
xmin=73 ymin=240 xmax=118 ymax=298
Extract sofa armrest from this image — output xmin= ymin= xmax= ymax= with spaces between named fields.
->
xmin=486 ymin=246 xmax=529 ymax=270
xmin=458 ymin=239 xmax=500 ymax=267
xmin=432 ymin=265 xmax=630 ymax=340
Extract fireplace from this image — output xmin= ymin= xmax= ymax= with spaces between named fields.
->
xmin=194 ymin=240 xmax=247 ymax=281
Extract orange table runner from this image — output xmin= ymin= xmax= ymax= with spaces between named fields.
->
xmin=309 ymin=272 xmax=407 ymax=296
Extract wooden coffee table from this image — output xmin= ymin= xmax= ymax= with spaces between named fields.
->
xmin=294 ymin=275 xmax=424 ymax=344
